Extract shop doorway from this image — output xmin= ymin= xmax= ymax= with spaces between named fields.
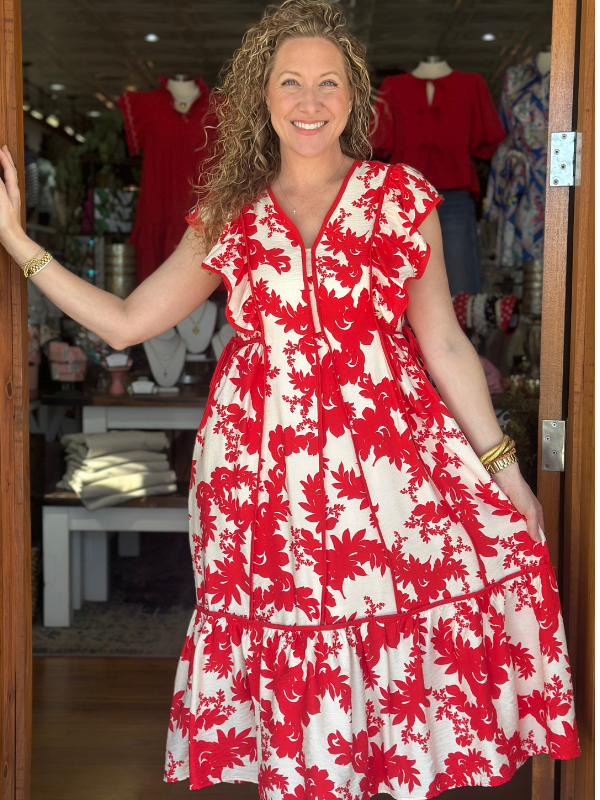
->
xmin=0 ymin=0 xmax=593 ymax=797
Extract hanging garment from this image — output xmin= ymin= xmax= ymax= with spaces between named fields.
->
xmin=484 ymin=61 xmax=550 ymax=268
xmin=371 ymin=72 xmax=506 ymax=200
xmin=164 ymin=160 xmax=579 ymax=797
xmin=437 ymin=189 xmax=481 ymax=295
xmin=118 ymin=77 xmax=216 ymax=283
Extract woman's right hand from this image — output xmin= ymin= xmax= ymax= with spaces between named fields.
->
xmin=0 ymin=145 xmax=24 ymax=247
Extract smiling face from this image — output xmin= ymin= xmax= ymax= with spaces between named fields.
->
xmin=265 ymin=36 xmax=354 ymax=160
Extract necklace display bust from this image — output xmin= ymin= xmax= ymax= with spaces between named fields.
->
xmin=176 ymin=299 xmax=217 ymax=353
xmin=143 ymin=328 xmax=187 ymax=387
xmin=166 ymin=75 xmax=201 ymax=114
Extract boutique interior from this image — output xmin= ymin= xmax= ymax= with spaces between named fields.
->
xmin=22 ymin=0 xmax=553 ymax=797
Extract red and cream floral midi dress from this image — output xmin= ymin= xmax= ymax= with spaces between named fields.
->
xmin=164 ymin=160 xmax=580 ymax=798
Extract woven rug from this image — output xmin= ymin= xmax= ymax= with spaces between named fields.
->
xmin=33 ymin=530 xmax=196 ymax=657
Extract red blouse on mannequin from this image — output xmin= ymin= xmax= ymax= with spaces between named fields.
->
xmin=118 ymin=77 xmax=216 ymax=283
xmin=371 ymin=72 xmax=506 ymax=199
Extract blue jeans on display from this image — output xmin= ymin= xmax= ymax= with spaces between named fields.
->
xmin=437 ymin=190 xmax=482 ymax=296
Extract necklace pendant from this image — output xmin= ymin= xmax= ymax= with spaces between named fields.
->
xmin=192 ymin=326 xmax=199 ymax=335
xmin=292 ymin=209 xmax=297 ymax=215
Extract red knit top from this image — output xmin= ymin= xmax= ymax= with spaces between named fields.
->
xmin=371 ymin=71 xmax=506 ymax=200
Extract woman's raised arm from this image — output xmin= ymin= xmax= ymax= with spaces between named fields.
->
xmin=0 ymin=145 xmax=221 ymax=350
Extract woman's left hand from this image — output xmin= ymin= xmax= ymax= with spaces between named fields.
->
xmin=491 ymin=461 xmax=544 ymax=543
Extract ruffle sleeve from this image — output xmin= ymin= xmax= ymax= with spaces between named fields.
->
xmin=372 ymin=163 xmax=442 ymax=332
xmin=186 ymin=209 xmax=258 ymax=334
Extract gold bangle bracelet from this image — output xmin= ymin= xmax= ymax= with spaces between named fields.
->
xmin=485 ymin=450 xmax=518 ymax=475
xmin=480 ymin=435 xmax=515 ymax=466
xmin=20 ymin=247 xmax=45 ymax=271
xmin=23 ymin=251 xmax=53 ymax=278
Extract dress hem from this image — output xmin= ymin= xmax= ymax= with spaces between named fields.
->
xmin=164 ymin=749 xmax=581 ymax=796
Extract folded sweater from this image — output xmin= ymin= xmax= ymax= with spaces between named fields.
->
xmin=60 ymin=430 xmax=169 ymax=459
xmin=79 ymin=470 xmax=178 ymax=499
xmin=65 ymin=449 xmax=169 ymax=472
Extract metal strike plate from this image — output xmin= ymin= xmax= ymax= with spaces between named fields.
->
xmin=541 ymin=419 xmax=566 ymax=471
xmin=549 ymin=132 xmax=582 ymax=187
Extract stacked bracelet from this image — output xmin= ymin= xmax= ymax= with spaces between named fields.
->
xmin=484 ymin=449 xmax=518 ymax=474
xmin=21 ymin=249 xmax=53 ymax=278
xmin=479 ymin=434 xmax=518 ymax=475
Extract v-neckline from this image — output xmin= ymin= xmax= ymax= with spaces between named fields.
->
xmin=268 ymin=158 xmax=360 ymax=254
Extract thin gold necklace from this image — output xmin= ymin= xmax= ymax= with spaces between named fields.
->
xmin=188 ymin=303 xmax=207 ymax=335
xmin=146 ymin=336 xmax=184 ymax=379
xmin=277 ymin=157 xmax=346 ymax=215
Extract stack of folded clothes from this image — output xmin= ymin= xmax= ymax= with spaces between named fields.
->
xmin=56 ymin=430 xmax=177 ymax=510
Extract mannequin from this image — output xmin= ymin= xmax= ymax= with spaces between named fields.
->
xmin=166 ymin=74 xmax=201 ymax=114
xmin=536 ymin=49 xmax=551 ymax=75
xmin=211 ymin=324 xmax=237 ymax=359
xmin=176 ymin=299 xmax=218 ymax=354
xmin=412 ymin=56 xmax=453 ymax=105
xmin=143 ymin=328 xmax=187 ymax=387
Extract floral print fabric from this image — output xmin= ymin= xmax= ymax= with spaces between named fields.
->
xmin=165 ymin=160 xmax=579 ymax=797
xmin=484 ymin=61 xmax=550 ymax=268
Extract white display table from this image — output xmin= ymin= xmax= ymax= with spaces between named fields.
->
xmin=42 ymin=396 xmax=204 ymax=627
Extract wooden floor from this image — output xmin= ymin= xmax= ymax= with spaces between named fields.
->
xmin=32 ymin=657 xmax=532 ymax=800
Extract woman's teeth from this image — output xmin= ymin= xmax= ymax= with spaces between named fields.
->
xmin=292 ymin=121 xmax=327 ymax=129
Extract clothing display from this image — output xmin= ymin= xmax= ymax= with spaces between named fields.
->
xmin=164 ymin=160 xmax=579 ymax=795
xmin=371 ymin=71 xmax=506 ymax=200
xmin=57 ymin=431 xmax=177 ymax=510
xmin=437 ymin=189 xmax=481 ymax=295
xmin=371 ymin=71 xmax=505 ymax=294
xmin=484 ymin=60 xmax=550 ymax=268
xmin=118 ymin=76 xmax=216 ymax=283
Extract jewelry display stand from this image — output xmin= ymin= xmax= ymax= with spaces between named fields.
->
xmin=211 ymin=323 xmax=237 ymax=359
xmin=176 ymin=299 xmax=217 ymax=354
xmin=143 ymin=328 xmax=187 ymax=387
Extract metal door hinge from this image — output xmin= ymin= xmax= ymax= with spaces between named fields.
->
xmin=541 ymin=419 xmax=566 ymax=471
xmin=549 ymin=132 xmax=582 ymax=187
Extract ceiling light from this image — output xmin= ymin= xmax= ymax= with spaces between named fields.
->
xmin=482 ymin=33 xmax=496 ymax=41
xmin=30 ymin=109 xmax=44 ymax=120
xmin=22 ymin=103 xmax=31 ymax=112
xmin=75 ymin=133 xmax=86 ymax=143
xmin=63 ymin=125 xmax=75 ymax=136
xmin=145 ymin=33 xmax=159 ymax=42
xmin=87 ymin=110 xmax=101 ymax=118
xmin=125 ymin=85 xmax=138 ymax=92
xmin=46 ymin=114 xmax=60 ymax=128
xmin=49 ymin=83 xmax=66 ymax=91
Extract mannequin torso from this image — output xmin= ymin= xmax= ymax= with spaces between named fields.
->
xmin=176 ymin=300 xmax=218 ymax=353
xmin=143 ymin=328 xmax=187 ymax=386
xmin=535 ymin=51 xmax=551 ymax=75
xmin=411 ymin=59 xmax=453 ymax=105
xmin=166 ymin=76 xmax=201 ymax=114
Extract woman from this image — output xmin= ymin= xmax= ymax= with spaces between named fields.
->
xmin=0 ymin=1 xmax=579 ymax=795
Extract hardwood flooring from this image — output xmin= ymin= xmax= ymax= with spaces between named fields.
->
xmin=32 ymin=656 xmax=531 ymax=800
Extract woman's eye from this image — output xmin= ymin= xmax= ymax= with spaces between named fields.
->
xmin=321 ymin=80 xmax=338 ymax=87
xmin=282 ymin=79 xmax=299 ymax=86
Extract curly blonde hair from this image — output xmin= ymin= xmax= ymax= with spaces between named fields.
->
xmin=194 ymin=0 xmax=372 ymax=251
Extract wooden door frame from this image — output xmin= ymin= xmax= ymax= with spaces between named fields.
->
xmin=0 ymin=0 xmax=31 ymax=798
xmin=0 ymin=0 xmax=592 ymax=797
